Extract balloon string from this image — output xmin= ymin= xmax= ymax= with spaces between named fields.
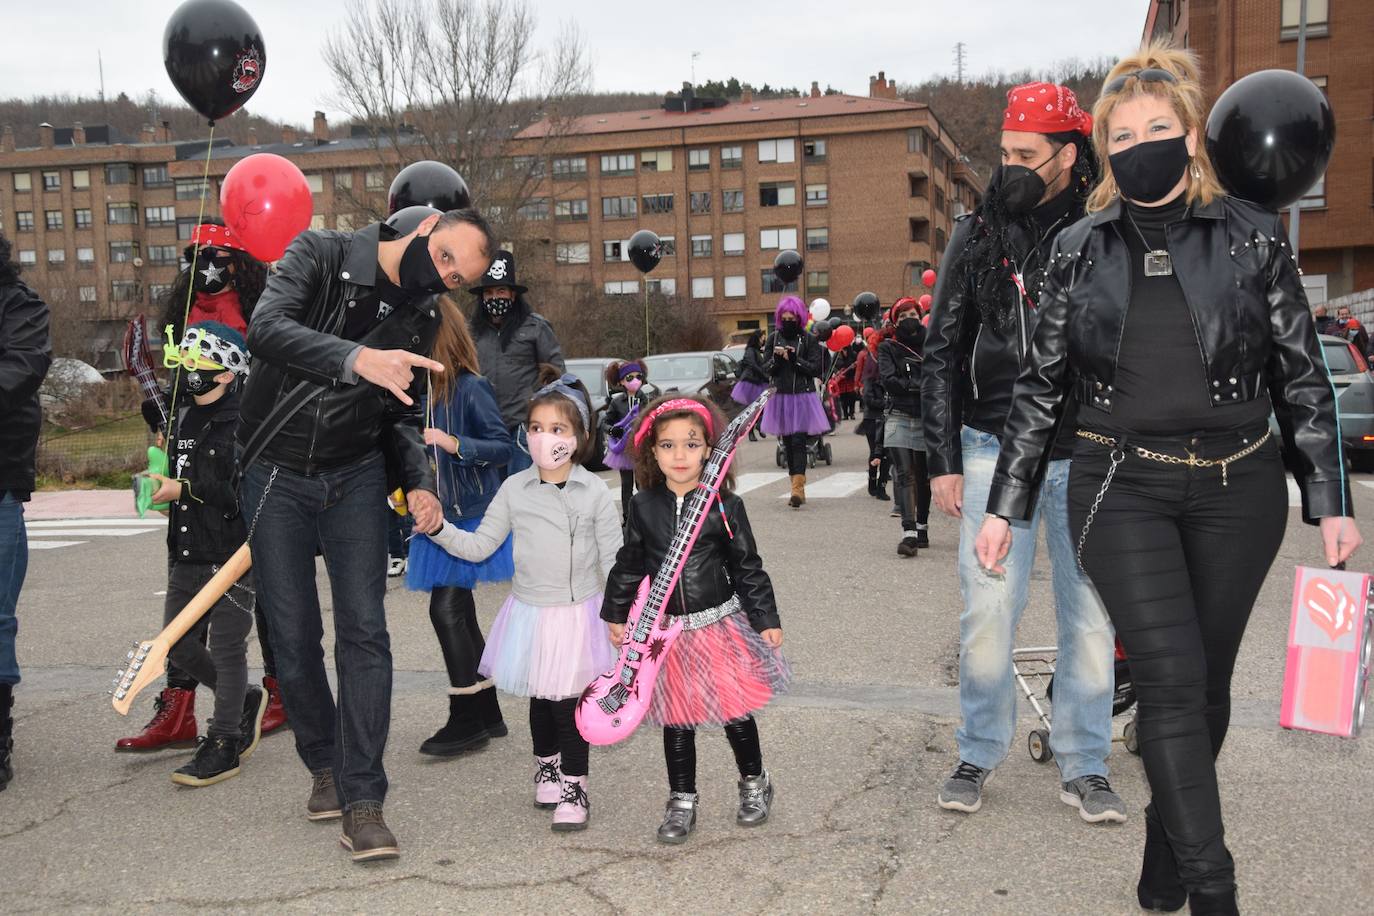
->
xmin=165 ymin=122 xmax=218 ymax=431
xmin=643 ymin=284 xmax=650 ymax=356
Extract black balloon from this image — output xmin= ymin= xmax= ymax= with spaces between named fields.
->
xmin=1205 ymin=69 xmax=1336 ymax=211
xmin=813 ymin=322 xmax=832 ymax=342
xmin=385 ymin=205 xmax=442 ymax=236
xmin=163 ymin=0 xmax=267 ymax=123
xmin=627 ymin=230 xmax=663 ymax=273
xmin=852 ymin=291 xmax=881 ymax=321
xmin=827 ymin=316 xmax=842 ymax=330
xmin=388 ymin=161 xmax=471 ymax=215
xmin=772 ymin=249 xmax=804 ymax=284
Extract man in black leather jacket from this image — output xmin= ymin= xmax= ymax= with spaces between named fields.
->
xmin=237 ymin=209 xmax=495 ymax=862
xmin=921 ymin=83 xmax=1123 ymax=822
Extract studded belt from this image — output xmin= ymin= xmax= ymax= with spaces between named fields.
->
xmin=679 ymin=594 xmax=742 ymax=630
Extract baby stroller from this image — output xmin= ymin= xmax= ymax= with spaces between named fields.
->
xmin=1012 ymin=639 xmax=1141 ymax=763
xmin=775 ymin=387 xmax=836 ymax=468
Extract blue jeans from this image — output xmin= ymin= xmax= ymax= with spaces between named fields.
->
xmin=0 ymin=493 xmax=26 ymax=686
xmin=955 ymin=427 xmax=1115 ymax=781
xmin=241 ymin=453 xmax=392 ymax=808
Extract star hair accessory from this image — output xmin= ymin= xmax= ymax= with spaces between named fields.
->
xmin=531 ymin=373 xmax=590 ymax=430
xmin=633 ymin=398 xmax=715 ymax=449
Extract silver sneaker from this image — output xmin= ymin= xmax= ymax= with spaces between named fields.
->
xmin=1060 ymin=775 xmax=1127 ymax=824
xmin=656 ymin=791 xmax=699 ymax=844
xmin=937 ymin=761 xmax=992 ymax=813
xmin=736 ymin=771 xmax=774 ymax=826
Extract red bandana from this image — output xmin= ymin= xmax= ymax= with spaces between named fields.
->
xmin=190 ymin=288 xmax=248 ymax=336
xmin=1003 ymin=82 xmax=1092 ymax=136
xmin=189 ymin=223 xmax=248 ymax=254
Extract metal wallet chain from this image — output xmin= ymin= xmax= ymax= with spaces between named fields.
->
xmin=1074 ymin=440 xmax=1125 ymax=571
xmin=212 ymin=464 xmax=278 ymax=617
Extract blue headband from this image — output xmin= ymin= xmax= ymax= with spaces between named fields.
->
xmin=617 ymin=362 xmax=645 ymax=381
xmin=531 ymin=374 xmax=590 ymax=430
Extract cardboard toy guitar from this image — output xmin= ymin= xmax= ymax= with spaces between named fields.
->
xmin=576 ymin=388 xmax=772 ymax=746
xmin=110 ymin=543 xmax=252 ymax=715
xmin=122 ymin=316 xmax=170 ymax=518
xmin=1280 ymin=565 xmax=1373 ymax=737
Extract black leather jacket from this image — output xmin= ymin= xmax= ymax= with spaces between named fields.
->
xmin=987 ymin=196 xmax=1349 ymax=524
xmin=167 ymin=391 xmax=246 ymax=565
xmin=738 ymin=345 xmax=770 ymax=385
xmin=0 ymin=278 xmax=51 ymax=498
xmin=764 ymin=329 xmax=821 ymax=394
xmin=600 ymin=484 xmax=780 ymax=633
xmin=238 ymin=224 xmax=437 ymax=494
xmin=879 ymin=330 xmax=924 ymax=418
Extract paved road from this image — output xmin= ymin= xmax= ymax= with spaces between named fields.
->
xmin=6 ymin=425 xmax=1372 ymax=914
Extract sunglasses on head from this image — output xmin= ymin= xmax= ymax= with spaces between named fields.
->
xmin=1103 ymin=67 xmax=1179 ymax=96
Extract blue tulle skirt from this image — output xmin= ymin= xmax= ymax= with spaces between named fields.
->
xmin=406 ymin=515 xmax=514 ymax=591
xmin=761 ymin=391 xmax=830 ymax=436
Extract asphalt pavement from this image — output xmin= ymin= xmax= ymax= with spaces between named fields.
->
xmin=4 ymin=423 xmax=1372 ymax=914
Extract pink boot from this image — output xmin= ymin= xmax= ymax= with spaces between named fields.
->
xmin=552 ymin=774 xmax=589 ymax=832
xmin=534 ymin=754 xmax=561 ymax=810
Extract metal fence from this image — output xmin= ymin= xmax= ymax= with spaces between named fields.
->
xmin=35 ymin=411 xmax=152 ymax=483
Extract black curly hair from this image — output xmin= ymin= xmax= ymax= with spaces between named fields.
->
xmin=158 ymin=217 xmax=268 ymax=343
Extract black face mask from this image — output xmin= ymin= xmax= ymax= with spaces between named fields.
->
xmin=994 ymin=154 xmax=1064 ymax=217
xmin=779 ymin=320 xmax=800 ymax=338
xmin=897 ymin=317 xmax=921 ymax=339
xmin=399 ymin=233 xmax=449 ymax=294
xmin=182 ymin=370 xmax=221 ymax=397
xmin=484 ymin=295 xmax=514 ymax=318
xmin=192 ymin=255 xmax=233 ymax=294
xmin=1109 ymin=136 xmax=1190 ymax=204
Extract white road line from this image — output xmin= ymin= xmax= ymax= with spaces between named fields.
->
xmin=28 ymin=540 xmax=87 ymax=550
xmin=1358 ymin=480 xmax=1374 ymax=491
xmin=735 ymin=472 xmax=788 ymax=495
xmin=779 ymin=471 xmax=869 ymax=499
xmin=25 ymin=528 xmax=161 ymax=538
xmin=1287 ymin=479 xmax=1303 ymax=507
xmin=26 ymin=518 xmax=161 ymax=528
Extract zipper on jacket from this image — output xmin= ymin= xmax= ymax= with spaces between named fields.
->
xmin=969 ymin=324 xmax=983 ymax=400
xmin=674 ymin=494 xmax=688 ymax=616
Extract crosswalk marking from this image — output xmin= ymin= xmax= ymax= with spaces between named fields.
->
xmin=779 ymin=471 xmax=869 ymax=499
xmin=24 ymin=516 xmax=162 ymax=552
xmin=735 ymin=472 xmax=788 ymax=495
xmin=27 ymin=527 xmax=162 ymax=538
xmin=1358 ymin=480 xmax=1374 ymax=491
xmin=28 ymin=540 xmax=87 ymax=550
xmin=1287 ymin=479 xmax=1303 ymax=507
xmin=26 ymin=518 xmax=161 ymax=528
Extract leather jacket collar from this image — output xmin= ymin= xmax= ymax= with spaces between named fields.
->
xmin=1089 ymin=195 xmax=1225 ymax=227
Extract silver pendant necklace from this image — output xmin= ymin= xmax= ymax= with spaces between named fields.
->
xmin=1125 ymin=209 xmax=1173 ymax=277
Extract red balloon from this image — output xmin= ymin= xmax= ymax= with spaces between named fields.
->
xmin=919 ymin=293 xmax=933 ymax=310
xmin=922 ymin=268 xmax=937 ymax=287
xmin=827 ymin=325 xmax=855 ymax=351
xmin=219 ymin=153 xmax=313 ymax=262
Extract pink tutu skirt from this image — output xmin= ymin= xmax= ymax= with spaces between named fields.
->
xmin=731 ymin=379 xmax=769 ymax=405
xmin=479 ymin=593 xmax=615 ymax=701
xmin=761 ymin=391 xmax=830 ymax=437
xmin=647 ymin=611 xmax=791 ymax=728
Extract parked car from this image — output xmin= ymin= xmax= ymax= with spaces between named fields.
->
xmin=565 ymin=357 xmax=618 ymax=414
xmin=643 ymin=350 xmax=742 ymax=418
xmin=1270 ymin=334 xmax=1374 ymax=471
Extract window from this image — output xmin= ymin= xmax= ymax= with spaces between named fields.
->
xmin=641 ymin=150 xmax=673 ymax=172
xmin=552 ymin=156 xmax=587 ymax=178
xmin=1281 ymin=0 xmax=1329 ymax=36
xmin=1310 ymin=75 xmax=1328 ymax=94
xmin=148 ymin=244 xmax=178 ymax=265
xmin=175 ymin=178 xmax=210 ymax=201
xmin=1299 ymin=171 xmax=1326 ymax=209
xmin=517 ymin=198 xmax=550 ymax=220
xmin=17 ymin=250 xmax=36 ymax=265
xmin=74 ymin=208 xmax=92 ymax=229
xmin=306 ymin=174 xmax=325 ymax=194
xmin=805 ymin=183 xmax=828 ymax=206
xmin=335 ymin=172 xmax=353 ymax=190
xmin=759 ymin=182 xmax=795 ymax=207
xmin=555 ymin=242 xmax=590 ymax=265
xmin=909 ymin=174 xmax=928 ymax=198
xmin=309 ymin=214 xmax=327 ymax=231
xmin=76 ymin=247 xmax=94 ymax=266
xmin=909 ymin=218 xmax=930 ymax=243
xmin=45 ymin=210 xmax=63 ymax=230
xmin=42 ymin=171 xmax=60 ymax=191
xmin=108 ymin=241 xmax=140 ymax=262
xmin=600 ymin=153 xmax=635 ymax=176
xmin=721 ymin=146 xmax=743 ymax=169
xmin=761 ymin=268 xmax=798 ymax=294
xmin=659 ymin=237 xmax=676 ymax=257
xmin=806 ymin=227 xmax=829 ymax=251
xmin=935 ymin=227 xmax=947 ymax=255
xmin=688 ymin=148 xmax=710 ymax=171
xmin=15 ymin=211 xmax=33 ymax=232
xmin=722 ymin=189 xmax=744 ymax=213
xmin=335 ymin=213 xmax=357 ymax=232
xmin=12 ymin=172 xmax=31 ymax=192
xmin=107 ymin=203 xmax=138 ymax=225
xmin=934 ymin=186 xmax=946 ymax=214
xmin=691 ymin=235 xmax=713 ymax=258
xmin=604 ymin=280 xmax=640 ymax=296
xmin=72 ymin=169 xmax=90 ymax=189
xmin=176 ymin=217 xmax=198 ymax=240
xmin=804 ymin=138 xmax=827 ymax=161
xmin=724 ymin=275 xmax=747 ymax=298
xmin=690 ymin=191 xmax=712 ymax=214
xmin=46 ymin=248 xmax=65 ymax=265
xmin=723 ymin=232 xmax=745 ymax=256
xmin=757 ymin=139 xmax=796 ymax=164
xmin=145 ymin=205 xmax=176 ymax=226
xmin=910 ymin=262 xmax=931 ymax=285
xmin=604 ymin=239 xmax=628 ymax=262
xmin=148 ymin=283 xmax=173 ymax=301
xmin=759 ymin=228 xmax=798 ymax=250
xmin=512 ymin=155 xmax=546 ymax=178
xmin=365 ymin=170 xmax=385 ymax=190
xmin=142 ymin=165 xmax=170 ymax=187
xmin=642 ymin=193 xmax=674 ymax=215
xmin=105 ymin=163 xmax=135 ymax=185
xmin=79 ymin=286 xmax=97 ymax=302
xmin=806 ymin=270 xmax=829 ymax=294
xmin=647 ymin=278 xmax=676 ymax=296
xmin=554 ymin=199 xmax=588 ymax=221
xmin=602 ymin=195 xmax=637 ymax=219
xmin=691 ymin=277 xmax=714 ymax=299
xmin=111 ymin=281 xmax=141 ymax=303
xmin=907 ymin=128 xmax=928 ymax=154
xmin=932 ymin=145 xmax=951 ymax=177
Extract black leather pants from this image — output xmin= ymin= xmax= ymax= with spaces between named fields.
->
xmin=889 ymin=447 xmax=931 ymax=531
xmin=782 ymin=434 xmax=809 ymax=476
xmin=429 ymin=586 xmax=484 ymax=689
xmin=530 ymin=697 xmax=587 ymax=775
xmin=663 ymin=717 xmax=763 ymax=793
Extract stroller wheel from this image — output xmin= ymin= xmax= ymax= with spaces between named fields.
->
xmin=775 ymin=443 xmax=785 ymax=467
xmin=822 ymin=442 xmax=833 ymax=465
xmin=1028 ymin=728 xmax=1053 ymax=763
xmin=1123 ymin=716 xmax=1141 ymax=756
xmin=808 ymin=447 xmax=817 ymax=469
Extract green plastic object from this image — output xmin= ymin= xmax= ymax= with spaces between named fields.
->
xmin=133 ymin=445 xmax=170 ymax=518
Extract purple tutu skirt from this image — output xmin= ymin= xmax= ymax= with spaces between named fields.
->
xmin=761 ymin=391 xmax=830 ymax=437
xmin=603 ymin=434 xmax=635 ymax=470
xmin=648 ymin=611 xmax=790 ymax=728
xmin=479 ymin=592 xmax=616 ymax=700
xmin=406 ymin=516 xmax=514 ymax=591
xmin=731 ymin=379 xmax=769 ymax=405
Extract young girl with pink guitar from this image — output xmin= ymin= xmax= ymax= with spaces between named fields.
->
xmin=422 ymin=369 xmax=621 ymax=832
xmin=601 ymin=396 xmax=789 ymax=844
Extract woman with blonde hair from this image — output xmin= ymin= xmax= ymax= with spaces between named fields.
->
xmin=974 ymin=42 xmax=1358 ymax=915
xmin=407 ymin=295 xmax=516 ymax=756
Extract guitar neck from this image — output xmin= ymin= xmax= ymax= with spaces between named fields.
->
xmin=157 ymin=544 xmax=253 ymax=648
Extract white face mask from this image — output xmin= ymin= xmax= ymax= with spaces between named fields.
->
xmin=527 ymin=431 xmax=577 ymax=470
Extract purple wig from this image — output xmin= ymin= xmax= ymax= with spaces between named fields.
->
xmin=774 ymin=295 xmax=808 ymax=326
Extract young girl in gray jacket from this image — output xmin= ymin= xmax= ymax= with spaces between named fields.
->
xmin=423 ymin=369 xmax=621 ymax=833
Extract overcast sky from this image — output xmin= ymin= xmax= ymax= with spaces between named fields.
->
xmin=7 ymin=1 xmax=1147 ymax=125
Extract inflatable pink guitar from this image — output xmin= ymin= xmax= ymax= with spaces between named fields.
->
xmin=576 ymin=388 xmax=772 ymax=746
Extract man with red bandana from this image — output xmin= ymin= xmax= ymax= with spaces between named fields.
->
xmin=922 ymin=83 xmax=1126 ymax=823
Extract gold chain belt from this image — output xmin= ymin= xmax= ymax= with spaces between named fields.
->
xmin=1076 ymin=429 xmax=1271 ymax=487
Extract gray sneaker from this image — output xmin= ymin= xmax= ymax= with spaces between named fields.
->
xmin=938 ymin=761 xmax=992 ymax=813
xmin=1060 ymin=775 xmax=1127 ymax=824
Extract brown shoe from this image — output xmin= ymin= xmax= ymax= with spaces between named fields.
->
xmin=306 ymin=770 xmax=343 ymax=821
xmin=788 ymin=474 xmax=806 ymax=508
xmin=340 ymin=802 xmax=399 ymax=862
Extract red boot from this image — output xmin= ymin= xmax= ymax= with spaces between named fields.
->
xmin=115 ymin=687 xmax=198 ymax=751
xmin=260 ymin=676 xmax=288 ymax=734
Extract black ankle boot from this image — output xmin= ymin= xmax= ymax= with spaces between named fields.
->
xmin=1138 ymin=807 xmax=1186 ymax=911
xmin=420 ymin=693 xmax=490 ymax=756
xmin=473 ymin=684 xmax=508 ymax=738
xmin=0 ymin=684 xmax=13 ymax=792
xmin=171 ymin=734 xmax=241 ymax=787
xmin=1187 ymin=888 xmax=1238 ymax=915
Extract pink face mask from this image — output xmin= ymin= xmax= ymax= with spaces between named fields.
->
xmin=624 ymin=378 xmax=643 ymax=394
xmin=527 ymin=431 xmax=577 ymax=470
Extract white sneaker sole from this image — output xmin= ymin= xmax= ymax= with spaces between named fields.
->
xmin=1059 ymin=790 xmax=1127 ymax=824
xmin=938 ymin=770 xmax=992 ymax=813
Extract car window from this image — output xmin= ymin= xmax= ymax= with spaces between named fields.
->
xmin=566 ymin=362 xmax=608 ymax=397
xmin=1322 ymin=342 xmax=1362 ymax=375
xmin=645 ymin=356 xmax=710 ymax=380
